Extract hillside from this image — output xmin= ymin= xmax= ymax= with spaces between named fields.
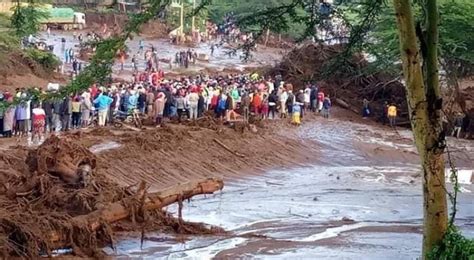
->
xmin=0 ymin=14 xmax=66 ymax=93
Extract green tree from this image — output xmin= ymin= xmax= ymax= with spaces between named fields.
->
xmin=438 ymin=0 xmax=474 ymax=113
xmin=204 ymin=0 xmax=473 ymax=257
xmin=362 ymin=1 xmax=474 ymax=84
xmin=10 ymin=0 xmax=49 ymax=38
xmin=207 ymin=0 xmax=307 ymax=39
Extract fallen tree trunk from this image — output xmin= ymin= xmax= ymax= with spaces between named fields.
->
xmin=335 ymin=98 xmax=360 ymax=114
xmin=50 ymin=178 xmax=224 ymax=243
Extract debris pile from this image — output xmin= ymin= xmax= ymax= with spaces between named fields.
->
xmin=0 ymin=136 xmax=223 ymax=258
xmin=270 ymin=43 xmax=408 ymax=123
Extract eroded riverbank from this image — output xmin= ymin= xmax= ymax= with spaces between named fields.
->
xmin=108 ymin=109 xmax=474 ymax=259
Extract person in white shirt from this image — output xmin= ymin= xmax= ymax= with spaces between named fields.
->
xmin=187 ymin=89 xmax=200 ymax=120
xmin=279 ymin=88 xmax=288 ymax=118
xmin=304 ymin=86 xmax=311 ymax=112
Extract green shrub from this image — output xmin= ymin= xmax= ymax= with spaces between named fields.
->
xmin=428 ymin=226 xmax=474 ymax=260
xmin=25 ymin=48 xmax=59 ymax=71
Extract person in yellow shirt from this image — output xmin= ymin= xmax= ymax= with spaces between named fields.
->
xmin=387 ymin=103 xmax=397 ymax=127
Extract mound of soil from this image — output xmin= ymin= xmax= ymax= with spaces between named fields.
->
xmin=94 ymin=121 xmax=316 ymax=192
xmin=139 ymin=18 xmax=170 ymax=39
xmin=256 ymin=31 xmax=295 ymax=49
xmin=269 ymin=43 xmax=408 ymax=123
xmin=0 ymin=51 xmax=66 ymax=93
xmin=86 ymin=12 xmax=169 ymax=39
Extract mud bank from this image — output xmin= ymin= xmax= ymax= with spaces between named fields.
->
xmin=111 ymin=109 xmax=474 ymax=259
xmin=82 ymin=120 xmax=317 ymax=191
xmin=0 ymin=117 xmax=317 ymax=257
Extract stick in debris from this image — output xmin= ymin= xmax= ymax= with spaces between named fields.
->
xmin=213 ymin=138 xmax=246 ymax=158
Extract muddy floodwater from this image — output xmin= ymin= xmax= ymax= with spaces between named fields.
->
xmin=40 ymin=29 xmax=473 ymax=260
xmin=42 ymin=31 xmax=284 ymax=80
xmin=106 ymin=118 xmax=474 ymax=259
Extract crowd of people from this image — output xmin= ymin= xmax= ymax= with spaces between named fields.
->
xmin=2 ymin=39 xmax=471 ymax=145
xmin=175 ymin=49 xmax=198 ymax=68
xmin=1 ymin=69 xmax=472 ymax=144
xmin=0 ymin=71 xmax=336 ymax=144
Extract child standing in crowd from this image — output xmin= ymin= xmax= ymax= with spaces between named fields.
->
xmin=187 ymin=89 xmax=199 ymax=121
xmin=317 ymin=89 xmax=325 ymax=113
xmin=279 ymin=87 xmax=288 ymax=118
xmin=216 ymin=91 xmax=228 ymax=120
xmin=292 ymin=103 xmax=301 ymax=126
xmin=251 ymin=90 xmax=262 ymax=117
xmin=15 ymin=98 xmax=29 ymax=140
xmin=81 ymin=92 xmax=92 ymax=128
xmin=154 ymin=92 xmax=166 ymax=127
xmin=261 ymin=94 xmax=269 ymax=120
xmin=268 ymin=90 xmax=278 ymax=119
xmin=322 ymin=95 xmax=332 ymax=119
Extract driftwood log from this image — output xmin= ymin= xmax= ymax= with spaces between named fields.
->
xmin=335 ymin=98 xmax=360 ymax=114
xmin=50 ymin=178 xmax=224 ymax=243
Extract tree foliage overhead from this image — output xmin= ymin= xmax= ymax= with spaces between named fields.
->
xmin=360 ymin=0 xmax=474 ymax=78
xmin=10 ymin=1 xmax=49 ymax=38
xmin=438 ymin=0 xmax=474 ymax=77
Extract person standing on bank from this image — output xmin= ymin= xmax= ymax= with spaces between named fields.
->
xmin=387 ymin=103 xmax=397 ymax=127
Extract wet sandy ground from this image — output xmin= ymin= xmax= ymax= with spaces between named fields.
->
xmin=41 ymin=31 xmax=284 ymax=81
xmin=106 ymin=113 xmax=474 ymax=259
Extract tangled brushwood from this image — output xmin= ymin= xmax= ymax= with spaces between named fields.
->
xmin=269 ymin=43 xmax=408 ymax=124
xmin=0 ymin=136 xmax=223 ymax=258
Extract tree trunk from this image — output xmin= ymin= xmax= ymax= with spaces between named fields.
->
xmin=392 ymin=0 xmax=448 ymax=258
xmin=49 ymin=178 xmax=224 ymax=244
xmin=264 ymin=29 xmax=270 ymax=46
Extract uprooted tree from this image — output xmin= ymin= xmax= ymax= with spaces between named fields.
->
xmin=0 ymin=136 xmax=224 ymax=257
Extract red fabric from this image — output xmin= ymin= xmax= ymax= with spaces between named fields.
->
xmin=210 ymin=95 xmax=218 ymax=108
xmin=151 ymin=73 xmax=159 ymax=86
xmin=317 ymin=92 xmax=325 ymax=102
xmin=139 ymin=72 xmax=147 ymax=82
xmin=33 ymin=113 xmax=45 ymax=122
xmin=252 ymin=94 xmax=262 ymax=110
xmin=90 ymin=84 xmax=98 ymax=99
xmin=33 ymin=112 xmax=46 ymax=132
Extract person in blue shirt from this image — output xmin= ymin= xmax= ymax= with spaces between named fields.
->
xmin=322 ymin=95 xmax=332 ymax=119
xmin=93 ymin=91 xmax=113 ymax=126
xmin=127 ymin=91 xmax=138 ymax=111
xmin=291 ymin=103 xmax=302 ymax=126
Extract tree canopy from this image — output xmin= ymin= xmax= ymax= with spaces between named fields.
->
xmin=10 ymin=2 xmax=49 ymax=38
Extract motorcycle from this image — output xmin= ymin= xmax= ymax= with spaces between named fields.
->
xmin=113 ymin=109 xmax=143 ymax=129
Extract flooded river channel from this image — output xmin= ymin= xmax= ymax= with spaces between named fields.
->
xmin=107 ymin=117 xmax=474 ymax=259
xmin=40 ymin=28 xmax=473 ymax=260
